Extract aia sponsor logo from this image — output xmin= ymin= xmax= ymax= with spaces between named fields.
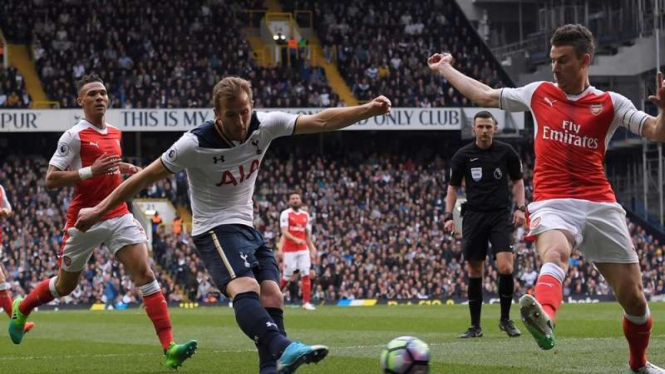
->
xmin=215 ymin=160 xmax=260 ymax=187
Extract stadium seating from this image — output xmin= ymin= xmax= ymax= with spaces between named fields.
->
xmin=283 ymin=0 xmax=510 ymax=106
xmin=1 ymin=0 xmax=339 ymax=108
xmin=3 ymin=151 xmax=663 ymax=305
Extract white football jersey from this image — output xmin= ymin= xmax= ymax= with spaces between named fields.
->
xmin=161 ymin=111 xmax=298 ymax=236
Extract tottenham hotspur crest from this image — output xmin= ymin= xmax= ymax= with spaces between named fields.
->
xmin=240 ymin=253 xmax=250 ymax=268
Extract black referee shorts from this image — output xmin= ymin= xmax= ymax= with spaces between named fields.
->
xmin=462 ymin=209 xmax=513 ymax=261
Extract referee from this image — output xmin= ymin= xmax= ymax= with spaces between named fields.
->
xmin=444 ymin=111 xmax=526 ymax=338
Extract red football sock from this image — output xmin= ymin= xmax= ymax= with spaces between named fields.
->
xmin=20 ymin=278 xmax=55 ymax=316
xmin=143 ymin=292 xmax=174 ymax=350
xmin=302 ymin=276 xmax=311 ymax=304
xmin=623 ymin=316 xmax=652 ymax=371
xmin=280 ymin=278 xmax=288 ymax=290
xmin=0 ymin=289 xmax=13 ymax=317
xmin=534 ymin=274 xmax=562 ymax=322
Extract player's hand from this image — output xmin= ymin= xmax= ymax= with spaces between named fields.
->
xmin=121 ymin=163 xmax=142 ymax=175
xmin=0 ymin=208 xmax=11 ymax=219
xmin=296 ymin=238 xmax=306 ymax=245
xmin=444 ymin=219 xmax=455 ymax=233
xmin=513 ymin=210 xmax=526 ymax=227
xmin=368 ymin=95 xmax=392 ymax=116
xmin=648 ymin=71 xmax=665 ymax=111
xmin=428 ymin=53 xmax=454 ymax=73
xmin=75 ymin=207 xmax=102 ymax=232
xmin=91 ymin=153 xmax=121 ymax=176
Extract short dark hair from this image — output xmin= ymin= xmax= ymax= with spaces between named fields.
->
xmin=550 ymin=24 xmax=595 ymax=58
xmin=288 ymin=191 xmax=301 ymax=199
xmin=473 ymin=110 xmax=497 ymax=125
xmin=213 ymin=76 xmax=253 ymax=112
xmin=76 ymin=74 xmax=105 ymax=94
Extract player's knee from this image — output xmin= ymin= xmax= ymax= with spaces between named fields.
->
xmin=133 ymin=266 xmax=156 ymax=285
xmin=542 ymin=248 xmax=569 ymax=270
xmin=260 ymin=292 xmax=283 ymax=309
xmin=497 ymin=262 xmax=513 ymax=275
xmin=467 ymin=261 xmax=484 ymax=277
xmin=55 ymin=278 xmax=78 ymax=296
xmin=621 ymin=291 xmax=647 ymax=316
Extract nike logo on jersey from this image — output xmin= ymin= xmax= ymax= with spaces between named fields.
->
xmin=470 ymin=158 xmax=479 ymax=162
xmin=89 ymin=141 xmax=100 ymax=148
xmin=544 ymin=97 xmax=557 ymax=107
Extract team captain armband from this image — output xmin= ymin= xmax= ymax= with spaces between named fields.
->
xmin=78 ymin=166 xmax=93 ymax=180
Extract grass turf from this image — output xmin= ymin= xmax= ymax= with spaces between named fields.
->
xmin=0 ymin=303 xmax=663 ymax=373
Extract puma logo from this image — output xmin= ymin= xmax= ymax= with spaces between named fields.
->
xmin=544 ymin=97 xmax=557 ymax=107
xmin=89 ymin=141 xmax=100 ymax=148
xmin=266 ymin=321 xmax=278 ymax=329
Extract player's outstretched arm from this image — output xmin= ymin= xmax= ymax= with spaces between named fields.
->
xmin=642 ymin=72 xmax=665 ymax=142
xmin=75 ymin=158 xmax=171 ymax=232
xmin=294 ymin=96 xmax=391 ymax=134
xmin=428 ymin=53 xmax=501 ymax=108
xmin=119 ymin=162 xmax=142 ymax=175
xmin=45 ymin=153 xmax=120 ymax=189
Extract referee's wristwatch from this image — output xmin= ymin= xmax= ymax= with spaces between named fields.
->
xmin=443 ymin=212 xmax=454 ymax=222
xmin=516 ymin=205 xmax=526 ymax=213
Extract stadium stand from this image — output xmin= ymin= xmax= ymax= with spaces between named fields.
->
xmin=1 ymin=0 xmax=339 ymax=109
xmin=2 ymin=147 xmax=663 ymax=305
xmin=282 ymin=0 xmax=511 ymax=106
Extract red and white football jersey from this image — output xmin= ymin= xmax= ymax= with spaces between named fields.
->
xmin=280 ymin=208 xmax=311 ymax=253
xmin=50 ymin=120 xmax=129 ymax=227
xmin=501 ymin=82 xmax=649 ymax=203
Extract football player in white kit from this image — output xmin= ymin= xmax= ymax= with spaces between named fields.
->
xmin=76 ymin=76 xmax=391 ymax=374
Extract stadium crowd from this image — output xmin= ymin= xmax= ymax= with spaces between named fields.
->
xmin=283 ymin=0 xmax=509 ymax=106
xmin=0 ymin=0 xmax=513 ymax=109
xmin=2 ymin=149 xmax=663 ymax=307
xmin=1 ymin=0 xmax=339 ymax=109
xmin=0 ymin=66 xmax=31 ymax=109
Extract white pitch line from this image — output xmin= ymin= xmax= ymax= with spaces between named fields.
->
xmin=0 ymin=343 xmax=408 ymax=361
xmin=1 ymin=338 xmax=663 ymax=362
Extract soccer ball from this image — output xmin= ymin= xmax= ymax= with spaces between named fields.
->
xmin=380 ymin=336 xmax=430 ymax=374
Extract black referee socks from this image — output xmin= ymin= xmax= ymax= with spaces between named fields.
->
xmin=468 ymin=277 xmax=483 ymax=327
xmin=498 ymin=273 xmax=515 ymax=321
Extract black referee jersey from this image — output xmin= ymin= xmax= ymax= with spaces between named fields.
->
xmin=449 ymin=140 xmax=522 ymax=211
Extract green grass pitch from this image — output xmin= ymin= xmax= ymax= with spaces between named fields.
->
xmin=0 ymin=303 xmax=663 ymax=373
